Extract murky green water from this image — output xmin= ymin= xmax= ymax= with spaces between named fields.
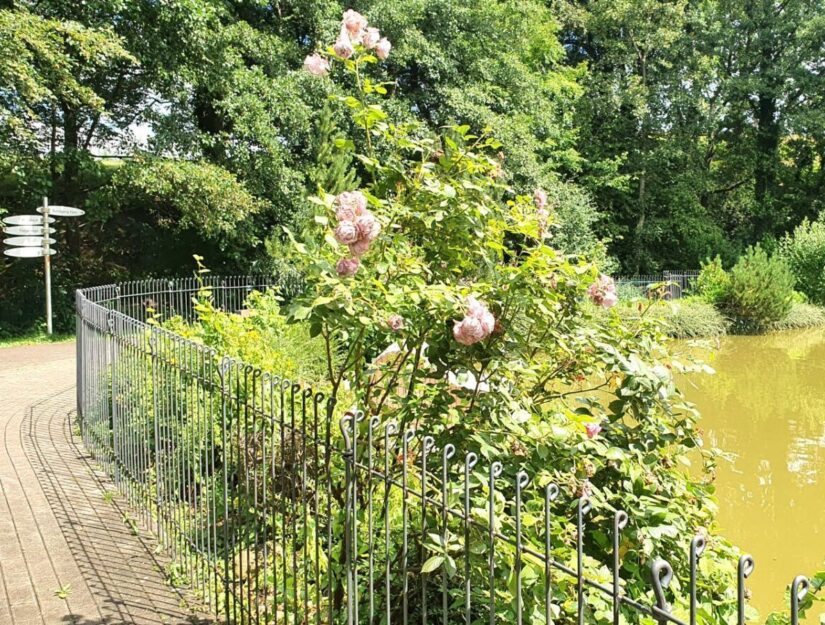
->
xmin=678 ymin=329 xmax=825 ymax=620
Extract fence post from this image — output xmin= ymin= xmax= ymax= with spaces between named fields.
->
xmin=149 ymin=330 xmax=162 ymax=541
xmin=219 ymin=356 xmax=232 ymax=622
xmin=75 ymin=291 xmax=84 ymax=421
xmin=108 ymin=310 xmax=119 ymax=486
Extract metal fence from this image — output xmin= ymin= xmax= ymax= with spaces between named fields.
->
xmin=614 ymin=271 xmax=701 ymax=300
xmin=76 ymin=276 xmax=813 ymax=625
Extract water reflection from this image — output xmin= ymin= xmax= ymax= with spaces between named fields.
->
xmin=678 ymin=329 xmax=825 ymax=619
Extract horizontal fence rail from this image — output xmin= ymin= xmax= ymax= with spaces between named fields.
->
xmin=75 ymin=276 xmax=812 ymax=625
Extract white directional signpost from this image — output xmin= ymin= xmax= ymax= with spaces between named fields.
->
xmin=2 ymin=197 xmax=84 ymax=334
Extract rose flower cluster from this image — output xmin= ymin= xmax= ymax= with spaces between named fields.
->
xmin=453 ymin=296 xmax=496 ymax=346
xmin=333 ymin=191 xmax=381 ymax=277
xmin=587 ymin=274 xmax=618 ymax=309
xmin=303 ymin=9 xmax=391 ymax=77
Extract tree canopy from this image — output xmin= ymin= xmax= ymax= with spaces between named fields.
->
xmin=1 ymin=0 xmax=823 ymax=333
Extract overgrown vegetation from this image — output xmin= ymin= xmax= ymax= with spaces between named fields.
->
xmin=3 ymin=1 xmax=825 ymax=335
xmin=169 ymin=21 xmax=772 ymax=623
xmin=771 ymin=303 xmax=825 ymax=332
xmin=718 ymin=246 xmax=795 ymax=333
xmin=779 ymin=217 xmax=825 ymax=306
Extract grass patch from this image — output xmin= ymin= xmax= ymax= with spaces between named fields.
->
xmin=0 ymin=330 xmax=74 ymax=348
xmin=770 ymin=302 xmax=825 ymax=331
xmin=608 ymin=297 xmax=728 ymax=339
xmin=660 ymin=299 xmax=729 ymax=338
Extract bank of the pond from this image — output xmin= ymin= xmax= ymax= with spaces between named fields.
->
xmin=606 ymin=299 xmax=825 ymax=339
xmin=676 ymin=329 xmax=825 ymax=621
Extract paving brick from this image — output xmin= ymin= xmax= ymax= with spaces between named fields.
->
xmin=0 ymin=342 xmax=214 ymax=625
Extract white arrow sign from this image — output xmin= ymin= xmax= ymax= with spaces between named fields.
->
xmin=4 ymin=247 xmax=56 ymax=258
xmin=2 ymin=215 xmax=55 ymax=226
xmin=3 ymin=225 xmax=56 ymax=236
xmin=37 ymin=205 xmax=84 ymax=217
xmin=4 ymin=236 xmax=56 ymax=247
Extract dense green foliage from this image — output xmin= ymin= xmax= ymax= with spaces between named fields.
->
xmin=605 ymin=297 xmax=729 ymax=339
xmin=0 ymin=0 xmax=601 ymax=334
xmin=232 ymin=28 xmax=755 ymax=623
xmin=695 ymin=256 xmax=732 ymax=307
xmin=565 ymin=0 xmax=825 ymax=272
xmin=779 ymin=217 xmax=825 ymax=306
xmin=719 ymin=246 xmax=795 ymax=332
xmin=3 ymin=0 xmax=824 ymax=335
xmin=771 ymin=302 xmax=825 ymax=332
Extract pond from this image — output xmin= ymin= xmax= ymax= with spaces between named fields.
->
xmin=678 ymin=329 xmax=825 ymax=620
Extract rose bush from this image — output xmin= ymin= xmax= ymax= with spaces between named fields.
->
xmin=171 ymin=9 xmax=766 ymax=624
xmin=262 ymin=9 xmax=748 ymax=624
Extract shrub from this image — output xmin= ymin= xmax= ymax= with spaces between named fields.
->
xmin=607 ymin=298 xmax=728 ymax=338
xmin=273 ymin=17 xmax=745 ymax=624
xmin=694 ymin=255 xmax=730 ymax=305
xmin=160 ymin=13 xmax=754 ymax=624
xmin=778 ymin=217 xmax=825 ymax=305
xmin=662 ymin=297 xmax=729 ymax=338
xmin=771 ymin=302 xmax=825 ymax=331
xmin=615 ymin=281 xmax=645 ymax=301
xmin=720 ymin=245 xmax=795 ymax=332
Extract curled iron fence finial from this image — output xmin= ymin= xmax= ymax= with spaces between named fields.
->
xmin=690 ymin=535 xmax=707 ymax=625
xmin=613 ymin=510 xmax=629 ymax=625
xmin=791 ymin=575 xmax=809 ymax=625
xmin=340 ymin=415 xmax=354 ymax=453
xmin=651 ymin=558 xmax=674 ymax=624
xmin=736 ymin=554 xmax=756 ymax=625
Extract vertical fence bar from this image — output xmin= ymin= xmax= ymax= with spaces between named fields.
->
xmin=515 ymin=471 xmax=528 ymax=625
xmin=545 ymin=484 xmax=559 ymax=625
xmin=613 ymin=511 xmax=628 ymax=625
xmin=737 ymin=555 xmax=754 ymax=625
xmin=577 ymin=497 xmax=591 ymax=625
xmin=690 ymin=536 xmax=706 ymax=625
xmin=464 ymin=452 xmax=478 ymax=625
xmin=488 ymin=461 xmax=502 ymax=625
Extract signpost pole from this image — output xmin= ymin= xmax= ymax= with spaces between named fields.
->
xmin=42 ymin=196 xmax=52 ymax=335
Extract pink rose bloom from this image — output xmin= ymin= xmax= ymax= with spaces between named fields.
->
xmin=334 ymin=220 xmax=359 ymax=245
xmin=354 ymin=212 xmax=376 ymax=240
xmin=336 ymin=257 xmax=360 ymax=277
xmin=587 ymin=274 xmax=618 ymax=309
xmin=349 ymin=238 xmax=371 ymax=257
xmin=601 ymin=290 xmax=618 ymax=308
xmin=333 ymin=25 xmax=354 ymax=59
xmin=387 ymin=314 xmax=404 ymax=332
xmin=335 ymin=191 xmax=367 ymax=220
xmin=363 ymin=27 xmax=381 ymax=49
xmin=534 ymin=188 xmax=548 ymax=210
xmin=303 ymin=53 xmax=330 ymax=76
xmin=453 ymin=317 xmax=486 ymax=346
xmin=466 ymin=296 xmax=486 ymax=319
xmin=368 ymin=219 xmax=381 ymax=241
xmin=336 ymin=205 xmax=356 ymax=222
xmin=375 ymin=37 xmax=391 ymax=60
xmin=342 ymin=9 xmax=368 ymax=37
xmin=585 ymin=423 xmax=602 ymax=439
xmin=465 ymin=296 xmax=495 ymax=334
xmin=478 ymin=310 xmax=495 ymax=335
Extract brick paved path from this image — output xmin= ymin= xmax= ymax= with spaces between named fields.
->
xmin=0 ymin=342 xmax=213 ymax=625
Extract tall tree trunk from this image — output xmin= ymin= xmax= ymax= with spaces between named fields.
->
xmin=753 ymin=91 xmax=779 ymax=240
xmin=60 ymin=103 xmax=81 ymax=206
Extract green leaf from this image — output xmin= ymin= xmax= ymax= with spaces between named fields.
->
xmin=421 ymin=556 xmax=443 ymax=574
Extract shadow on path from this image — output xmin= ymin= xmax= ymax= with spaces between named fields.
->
xmin=9 ymin=378 xmax=213 ymax=624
